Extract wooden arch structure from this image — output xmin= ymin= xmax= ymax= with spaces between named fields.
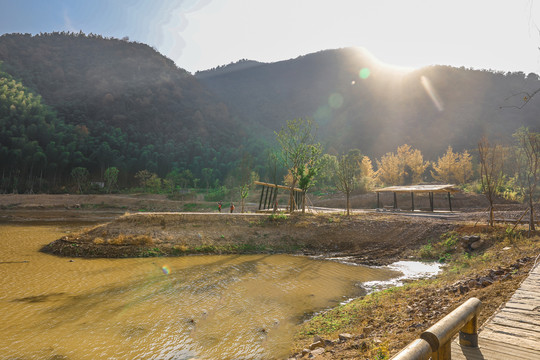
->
xmin=375 ymin=184 xmax=460 ymax=212
xmin=254 ymin=181 xmax=305 ymax=211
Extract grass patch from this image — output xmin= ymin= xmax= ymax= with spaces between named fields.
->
xmin=183 ymin=202 xmax=215 ymax=212
xmin=418 ymin=231 xmax=461 ymax=263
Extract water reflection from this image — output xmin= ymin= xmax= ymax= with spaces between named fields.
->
xmin=0 ymin=224 xmax=400 ymax=359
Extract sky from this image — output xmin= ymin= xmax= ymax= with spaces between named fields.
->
xmin=0 ymin=0 xmax=539 ymax=75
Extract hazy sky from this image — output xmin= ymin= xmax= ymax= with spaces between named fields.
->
xmin=1 ymin=0 xmax=539 ymax=74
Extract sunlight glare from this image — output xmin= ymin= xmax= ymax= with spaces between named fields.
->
xmin=420 ymin=76 xmax=444 ymax=112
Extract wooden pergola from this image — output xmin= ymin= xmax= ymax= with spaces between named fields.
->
xmin=374 ymin=184 xmax=460 ymax=212
xmin=254 ymin=181 xmax=304 ymax=211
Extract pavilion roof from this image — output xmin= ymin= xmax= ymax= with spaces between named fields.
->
xmin=374 ymin=184 xmax=460 ymax=194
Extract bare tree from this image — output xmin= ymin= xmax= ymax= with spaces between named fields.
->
xmin=513 ymin=127 xmax=540 ymax=231
xmin=335 ymin=150 xmax=362 ymax=216
xmin=478 ymin=137 xmax=506 ymax=226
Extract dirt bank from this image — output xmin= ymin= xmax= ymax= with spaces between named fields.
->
xmin=40 ymin=212 xmax=454 ymax=265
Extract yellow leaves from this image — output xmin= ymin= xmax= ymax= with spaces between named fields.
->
xmin=376 ymin=144 xmax=429 ymax=186
xmin=431 ymin=146 xmax=472 ymax=184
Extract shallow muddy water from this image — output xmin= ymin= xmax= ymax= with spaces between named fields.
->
xmin=0 ymin=223 xmax=401 ymax=360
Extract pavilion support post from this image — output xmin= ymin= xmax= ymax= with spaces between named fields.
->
xmin=377 ymin=192 xmax=380 ymax=209
xmin=411 ymin=192 xmax=415 ymax=211
xmin=258 ymin=185 xmax=265 ymax=210
xmin=393 ymin=192 xmax=398 ymax=209
xmin=429 ymin=192 xmax=434 ymax=212
xmin=263 ymin=186 xmax=270 ymax=209
xmin=448 ymin=192 xmax=452 ymax=212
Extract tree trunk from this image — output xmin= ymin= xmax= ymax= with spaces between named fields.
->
xmin=289 ymin=178 xmax=297 ymax=214
xmin=489 ymin=204 xmax=494 ymax=227
xmin=346 ymin=192 xmax=350 ymax=216
xmin=302 ymin=191 xmax=306 ymax=213
xmin=530 ymin=198 xmax=536 ymax=231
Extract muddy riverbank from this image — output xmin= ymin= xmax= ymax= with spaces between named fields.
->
xmin=39 ymin=212 xmax=454 ymax=266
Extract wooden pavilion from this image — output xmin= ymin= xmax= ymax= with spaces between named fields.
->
xmin=375 ymin=184 xmax=460 ymax=212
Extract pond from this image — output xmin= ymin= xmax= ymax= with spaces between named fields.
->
xmin=0 ymin=223 xmax=428 ymax=359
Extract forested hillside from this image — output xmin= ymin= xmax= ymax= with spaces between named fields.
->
xmin=0 ymin=32 xmax=255 ymax=192
xmin=1 ymin=34 xmax=539 ymax=194
xmin=197 ymin=47 xmax=540 ymax=158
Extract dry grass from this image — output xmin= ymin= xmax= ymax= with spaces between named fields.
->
xmin=292 ymin=227 xmax=540 ymax=359
xmin=108 ymin=234 xmax=155 ymax=246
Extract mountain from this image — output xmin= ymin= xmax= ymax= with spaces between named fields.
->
xmin=0 ymin=32 xmax=249 ymax=192
xmin=197 ymin=47 xmax=540 ymax=159
xmin=1 ymin=34 xmax=539 ymax=193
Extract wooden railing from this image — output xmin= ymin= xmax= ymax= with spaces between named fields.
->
xmin=391 ymin=297 xmax=482 ymax=360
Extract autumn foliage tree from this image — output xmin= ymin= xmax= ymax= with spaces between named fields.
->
xmin=431 ymin=146 xmax=473 ymax=184
xmin=358 ymin=156 xmax=376 ymax=192
xmin=376 ymin=144 xmax=429 ymax=186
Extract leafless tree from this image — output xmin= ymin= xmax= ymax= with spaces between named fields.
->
xmin=478 ymin=137 xmax=506 ymax=226
xmin=513 ymin=127 xmax=540 ymax=231
xmin=335 ymin=150 xmax=362 ymax=216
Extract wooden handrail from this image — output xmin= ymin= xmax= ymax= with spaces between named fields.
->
xmin=391 ymin=297 xmax=482 ymax=360
xmin=391 ymin=339 xmax=432 ymax=360
xmin=254 ymin=181 xmax=303 ymax=192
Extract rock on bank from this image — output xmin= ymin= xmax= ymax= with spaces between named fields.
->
xmin=40 ymin=212 xmax=453 ymax=264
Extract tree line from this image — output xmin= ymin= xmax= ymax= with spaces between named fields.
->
xmin=271 ymin=119 xmax=539 ymax=227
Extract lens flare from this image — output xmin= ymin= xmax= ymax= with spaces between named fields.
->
xmin=161 ymin=265 xmax=171 ymax=275
xmin=359 ymin=68 xmax=370 ymax=79
xmin=420 ymin=76 xmax=444 ymax=112
xmin=328 ymin=93 xmax=344 ymax=109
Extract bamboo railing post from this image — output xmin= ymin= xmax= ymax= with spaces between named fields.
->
xmin=258 ymin=185 xmax=265 ymax=210
xmin=272 ymin=187 xmax=278 ymax=211
xmin=263 ymin=186 xmax=270 ymax=209
xmin=459 ymin=312 xmax=478 ymax=347
xmin=268 ymin=187 xmax=274 ymax=209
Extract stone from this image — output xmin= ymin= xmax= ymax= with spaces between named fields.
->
xmin=313 ymin=335 xmax=322 ymax=343
xmin=324 ymin=339 xmax=335 ymax=347
xmin=308 ymin=348 xmax=325 ymax=357
xmin=309 ymin=340 xmax=325 ymax=350
xmin=479 ymin=277 xmax=494 ymax=287
xmin=470 ymin=239 xmax=484 ymax=250
xmin=338 ymin=333 xmax=353 ymax=342
xmin=302 ymin=349 xmax=310 ymax=356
